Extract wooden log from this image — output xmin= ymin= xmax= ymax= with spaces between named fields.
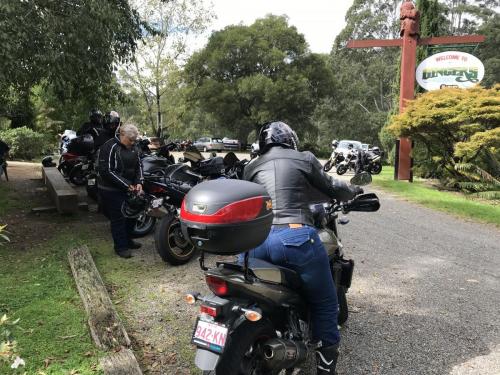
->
xmin=100 ymin=349 xmax=143 ymax=375
xmin=68 ymin=246 xmax=131 ymax=350
xmin=42 ymin=166 xmax=78 ymax=214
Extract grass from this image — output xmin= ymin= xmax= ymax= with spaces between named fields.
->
xmin=0 ymin=183 xmax=26 ymax=217
xmin=372 ymin=166 xmax=500 ymax=226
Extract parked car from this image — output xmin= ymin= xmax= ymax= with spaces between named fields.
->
xmin=222 ymin=137 xmax=241 ymax=151
xmin=336 ymin=140 xmax=363 ymax=157
xmin=193 ymin=137 xmax=224 ymax=152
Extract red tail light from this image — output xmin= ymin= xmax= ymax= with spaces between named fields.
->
xmin=63 ymin=153 xmax=79 ymax=160
xmin=181 ymin=196 xmax=264 ymax=224
xmin=150 ymin=185 xmax=166 ymax=194
xmin=206 ymin=275 xmax=228 ymax=296
xmin=200 ymin=305 xmax=219 ymax=317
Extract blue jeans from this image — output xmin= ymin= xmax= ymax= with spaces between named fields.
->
xmin=245 ymin=226 xmax=340 ymax=346
xmin=98 ymin=189 xmax=136 ymax=252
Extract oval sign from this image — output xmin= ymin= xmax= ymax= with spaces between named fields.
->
xmin=416 ymin=51 xmax=484 ymax=91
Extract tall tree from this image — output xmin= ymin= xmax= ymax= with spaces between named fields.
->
xmin=184 ymin=15 xmax=335 ymax=144
xmin=120 ymin=0 xmax=214 ymax=137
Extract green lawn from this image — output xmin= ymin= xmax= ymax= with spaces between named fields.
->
xmin=372 ymin=166 xmax=500 ymax=226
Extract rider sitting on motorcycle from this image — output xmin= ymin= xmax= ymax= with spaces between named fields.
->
xmin=243 ymin=121 xmax=362 ymax=375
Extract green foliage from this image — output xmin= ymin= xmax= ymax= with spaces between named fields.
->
xmin=387 ymin=85 xmax=500 ymax=197
xmin=184 ymin=15 xmax=335 ymax=143
xmin=0 ymin=127 xmax=52 ymax=160
xmin=477 ymin=15 xmax=500 ymax=87
xmin=0 ymin=225 xmax=9 ymax=246
xmin=454 ymin=163 xmax=500 ymax=199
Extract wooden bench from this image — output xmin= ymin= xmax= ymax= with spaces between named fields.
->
xmin=42 ymin=166 xmax=78 ymax=214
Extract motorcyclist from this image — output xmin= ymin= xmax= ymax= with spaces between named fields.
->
xmin=94 ymin=111 xmax=121 ymax=150
xmin=77 ymin=109 xmax=103 ymax=138
xmin=331 ymin=139 xmax=339 ymax=149
xmin=243 ymin=121 xmax=362 ymax=375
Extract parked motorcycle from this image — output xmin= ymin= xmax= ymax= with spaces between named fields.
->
xmin=58 ymin=134 xmax=95 ymax=185
xmin=362 ymin=147 xmax=383 ymax=175
xmin=181 ymin=173 xmax=379 ymax=374
xmin=335 ymin=149 xmax=357 ymax=175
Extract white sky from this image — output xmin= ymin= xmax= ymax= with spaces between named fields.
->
xmin=193 ymin=0 xmax=355 ymax=54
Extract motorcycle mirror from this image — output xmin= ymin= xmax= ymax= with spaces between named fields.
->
xmin=350 ymin=172 xmax=372 ymax=186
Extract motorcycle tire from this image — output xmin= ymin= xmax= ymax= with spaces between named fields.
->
xmin=323 ymin=160 xmax=333 ymax=172
xmin=337 ymin=285 xmax=348 ymax=326
xmin=336 ymin=165 xmax=347 ymax=175
xmin=203 ymin=320 xmax=277 ymax=375
xmin=131 ymin=214 xmax=157 ymax=238
xmin=69 ymin=165 xmax=88 ymax=186
xmin=370 ymin=163 xmax=382 ymax=175
xmin=154 ymin=213 xmax=196 ymax=265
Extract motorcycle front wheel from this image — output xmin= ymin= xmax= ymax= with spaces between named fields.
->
xmin=154 ymin=213 xmax=196 ymax=265
xmin=323 ymin=160 xmax=333 ymax=172
xmin=336 ymin=164 xmax=347 ymax=175
xmin=131 ymin=214 xmax=157 ymax=238
xmin=203 ymin=320 xmax=277 ymax=375
xmin=370 ymin=163 xmax=382 ymax=175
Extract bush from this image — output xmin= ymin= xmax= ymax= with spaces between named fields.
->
xmin=0 ymin=127 xmax=51 ymax=160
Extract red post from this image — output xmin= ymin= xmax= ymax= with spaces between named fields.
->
xmin=397 ymin=34 xmax=417 ymax=181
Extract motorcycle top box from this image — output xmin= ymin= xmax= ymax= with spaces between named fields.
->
xmin=180 ymin=179 xmax=273 ymax=255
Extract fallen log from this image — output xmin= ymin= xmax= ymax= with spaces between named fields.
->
xmin=67 ymin=245 xmax=131 ymax=350
xmin=100 ymin=349 xmax=142 ymax=375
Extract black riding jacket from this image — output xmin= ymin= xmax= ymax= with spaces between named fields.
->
xmin=243 ymin=146 xmax=357 ymax=225
xmin=97 ymin=137 xmax=143 ymax=191
xmin=77 ymin=121 xmax=102 ymax=138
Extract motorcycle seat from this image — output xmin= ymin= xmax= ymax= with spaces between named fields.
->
xmin=246 ymin=258 xmax=303 ymax=289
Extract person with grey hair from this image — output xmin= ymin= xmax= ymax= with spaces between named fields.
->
xmin=97 ymin=123 xmax=144 ymax=258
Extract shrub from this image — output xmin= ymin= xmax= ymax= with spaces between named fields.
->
xmin=0 ymin=127 xmax=51 ymax=160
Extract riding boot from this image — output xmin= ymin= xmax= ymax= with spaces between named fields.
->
xmin=316 ymin=344 xmax=339 ymax=375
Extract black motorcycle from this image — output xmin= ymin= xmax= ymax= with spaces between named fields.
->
xmin=181 ymin=173 xmax=379 ymax=374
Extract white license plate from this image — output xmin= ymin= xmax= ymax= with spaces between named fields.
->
xmin=151 ymin=198 xmax=163 ymax=208
xmin=192 ymin=319 xmax=228 ymax=353
xmin=81 ymin=164 xmax=89 ymax=170
xmin=87 ymin=179 xmax=96 ymax=186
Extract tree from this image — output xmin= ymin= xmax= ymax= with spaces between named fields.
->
xmin=120 ymin=0 xmax=214 ymax=137
xmin=184 ymin=15 xmax=335 ymax=144
xmin=477 ymin=14 xmax=500 ymax=87
xmin=387 ymin=85 xmax=500 ymax=196
xmin=0 ymin=0 xmax=141 ymax=128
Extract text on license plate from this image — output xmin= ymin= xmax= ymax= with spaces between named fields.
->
xmin=192 ymin=319 xmax=228 ymax=353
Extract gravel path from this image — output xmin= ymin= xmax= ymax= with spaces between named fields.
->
xmin=118 ymin=182 xmax=499 ymax=375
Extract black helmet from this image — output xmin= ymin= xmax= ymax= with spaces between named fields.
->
xmin=258 ymin=121 xmax=298 ymax=154
xmin=332 ymin=139 xmax=339 ymax=148
xmin=89 ymin=109 xmax=103 ymax=124
xmin=104 ymin=111 xmax=120 ymax=130
xmin=121 ymin=193 xmax=149 ymax=218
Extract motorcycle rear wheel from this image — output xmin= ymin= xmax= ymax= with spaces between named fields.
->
xmin=337 ymin=285 xmax=348 ymax=326
xmin=131 ymin=214 xmax=157 ymax=238
xmin=154 ymin=213 xmax=196 ymax=265
xmin=323 ymin=160 xmax=333 ymax=172
xmin=69 ymin=165 xmax=88 ymax=186
xmin=203 ymin=320 xmax=277 ymax=375
xmin=370 ymin=163 xmax=382 ymax=175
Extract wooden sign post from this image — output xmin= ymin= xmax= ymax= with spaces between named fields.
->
xmin=347 ymin=0 xmax=485 ymax=181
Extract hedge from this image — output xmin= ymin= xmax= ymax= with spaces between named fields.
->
xmin=0 ymin=127 xmax=52 ymax=160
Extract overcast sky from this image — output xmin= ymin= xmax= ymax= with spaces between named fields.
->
xmin=193 ymin=0 xmax=355 ymax=54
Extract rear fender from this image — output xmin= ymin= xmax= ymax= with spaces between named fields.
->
xmin=195 ymin=348 xmax=219 ymax=371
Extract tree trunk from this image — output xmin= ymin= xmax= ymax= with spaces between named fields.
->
xmin=156 ymin=85 xmax=162 ymax=138
xmin=100 ymin=349 xmax=142 ymax=375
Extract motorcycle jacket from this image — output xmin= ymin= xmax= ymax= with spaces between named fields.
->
xmin=97 ymin=136 xmax=143 ymax=192
xmin=77 ymin=121 xmax=102 ymax=138
xmin=244 ymin=146 xmax=357 ymax=225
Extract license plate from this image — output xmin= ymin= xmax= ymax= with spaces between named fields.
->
xmin=87 ymin=179 xmax=96 ymax=186
xmin=192 ymin=318 xmax=228 ymax=353
xmin=151 ymin=198 xmax=163 ymax=208
xmin=81 ymin=164 xmax=89 ymax=170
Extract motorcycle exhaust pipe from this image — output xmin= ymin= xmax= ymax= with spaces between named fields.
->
xmin=262 ymin=338 xmax=307 ymax=370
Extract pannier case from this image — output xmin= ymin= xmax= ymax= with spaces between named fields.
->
xmin=180 ymin=179 xmax=273 ymax=255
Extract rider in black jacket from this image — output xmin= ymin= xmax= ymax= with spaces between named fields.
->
xmin=97 ymin=124 xmax=144 ymax=258
xmin=244 ymin=121 xmax=361 ymax=375
xmin=77 ymin=109 xmax=103 ymax=138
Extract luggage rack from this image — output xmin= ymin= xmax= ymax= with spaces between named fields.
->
xmin=199 ymin=250 xmax=253 ymax=282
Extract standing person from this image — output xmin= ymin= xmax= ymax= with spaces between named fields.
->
xmin=0 ymin=139 xmax=9 ymax=181
xmin=77 ymin=109 xmax=103 ymax=137
xmin=94 ymin=111 xmax=121 ymax=150
xmin=243 ymin=121 xmax=362 ymax=375
xmin=97 ymin=124 xmax=144 ymax=258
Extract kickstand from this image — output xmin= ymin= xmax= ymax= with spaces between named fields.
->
xmin=199 ymin=251 xmax=208 ymax=271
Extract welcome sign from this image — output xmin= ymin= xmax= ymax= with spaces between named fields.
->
xmin=416 ymin=51 xmax=485 ymax=91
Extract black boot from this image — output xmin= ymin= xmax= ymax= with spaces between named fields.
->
xmin=316 ymin=344 xmax=339 ymax=374
xmin=128 ymin=240 xmax=142 ymax=249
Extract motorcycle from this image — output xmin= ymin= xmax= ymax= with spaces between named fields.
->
xmin=181 ymin=173 xmax=379 ymax=374
xmin=58 ymin=134 xmax=95 ymax=185
xmin=335 ymin=149 xmax=357 ymax=175
xmin=323 ymin=148 xmax=344 ymax=173
xmin=362 ymin=148 xmax=383 ymax=175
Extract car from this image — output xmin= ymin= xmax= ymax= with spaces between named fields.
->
xmin=335 ymin=140 xmax=363 ymax=156
xmin=222 ymin=137 xmax=241 ymax=151
xmin=193 ymin=137 xmax=224 ymax=152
